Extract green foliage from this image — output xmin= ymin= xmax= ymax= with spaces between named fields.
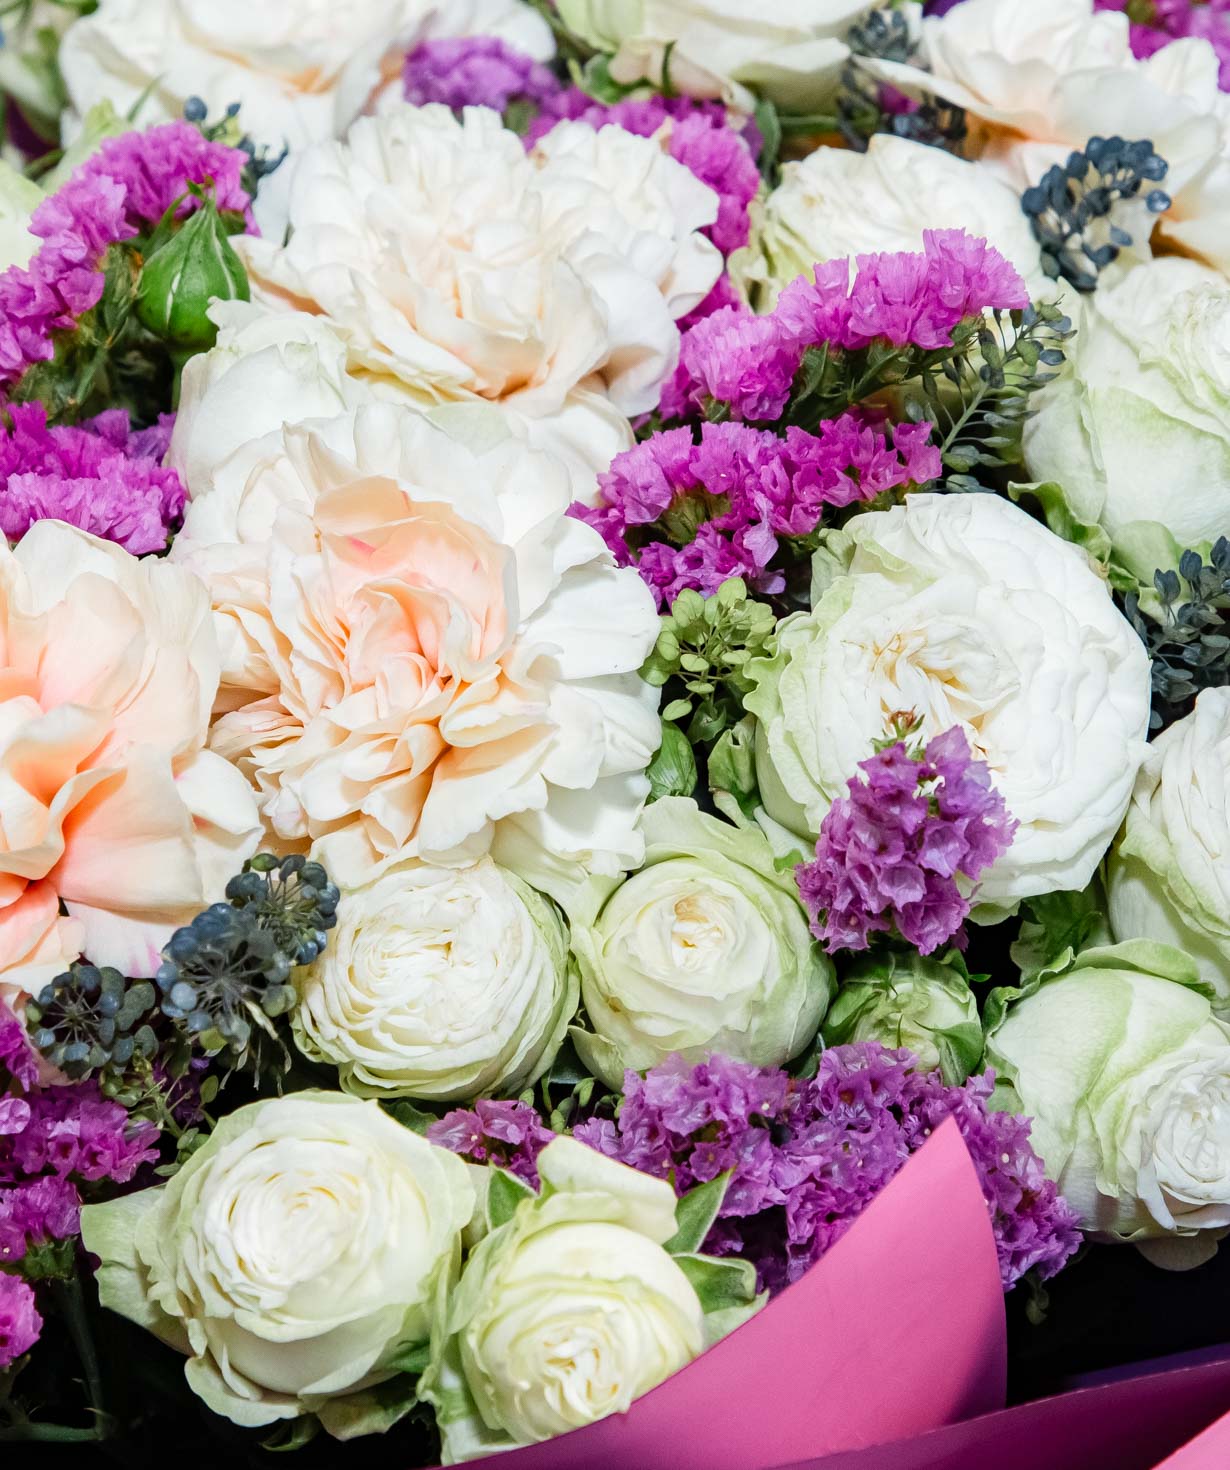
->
xmin=646 ymin=719 xmax=699 ymax=801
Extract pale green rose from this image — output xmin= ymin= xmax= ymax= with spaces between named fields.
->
xmin=81 ymin=1092 xmax=475 ymax=1436
xmin=568 ymin=796 xmax=833 ymax=1088
xmin=556 ymin=0 xmax=869 ymax=110
xmin=745 ymin=493 xmax=1151 ymax=908
xmin=293 ymin=855 xmax=576 ymax=1104
xmin=421 ymin=1137 xmax=762 ymax=1462
xmin=822 ymin=950 xmax=983 ymax=1082
xmin=1024 ymin=257 xmax=1230 ymax=551
xmin=0 ymin=159 xmax=41 ymax=271
xmin=1108 ymin=688 xmax=1230 ymax=1013
xmin=731 ymin=135 xmax=1048 ymax=312
xmin=985 ymin=942 xmax=1230 ymax=1247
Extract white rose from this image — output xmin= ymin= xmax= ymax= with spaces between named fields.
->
xmin=732 ymin=135 xmax=1050 ymax=311
xmin=568 ymin=797 xmax=833 ymax=1088
xmin=1109 ymin=688 xmax=1230 ymax=1012
xmin=59 ymin=0 xmax=553 ymax=152
xmin=1025 ymin=257 xmax=1230 ymax=548
xmin=866 ymin=0 xmax=1230 ymax=276
xmin=237 ymin=105 xmax=720 ymax=427
xmin=986 ymin=943 xmax=1230 ymax=1246
xmin=556 ymin=0 xmax=878 ymax=111
xmin=0 ymin=160 xmax=42 ymax=272
xmin=746 ymin=493 xmax=1152 ymax=905
xmin=422 ymin=1138 xmax=761 ymax=1461
xmin=0 ymin=1 xmax=78 ymax=131
xmin=294 ymin=855 xmax=576 ymax=1102
xmin=170 ymin=402 xmax=662 ymax=897
xmin=81 ymin=1092 xmax=475 ymax=1431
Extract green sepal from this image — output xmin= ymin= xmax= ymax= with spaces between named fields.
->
xmin=487 ymin=1168 xmax=536 ymax=1232
xmin=665 ymin=1173 xmax=731 ymax=1256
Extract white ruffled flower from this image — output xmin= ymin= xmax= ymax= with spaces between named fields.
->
xmin=1025 ymin=257 xmax=1230 ymax=548
xmin=59 ymin=0 xmax=553 ymax=152
xmin=867 ymin=0 xmax=1230 ymax=277
xmin=236 ymin=105 xmax=720 ymax=433
xmin=170 ymin=403 xmax=662 ymax=895
xmin=294 ymin=855 xmax=575 ymax=1102
xmin=0 ymin=161 xmax=42 ymax=273
xmin=1109 ymin=688 xmax=1230 ymax=1012
xmin=746 ymin=493 xmax=1152 ymax=906
xmin=732 ymin=134 xmax=1051 ymax=310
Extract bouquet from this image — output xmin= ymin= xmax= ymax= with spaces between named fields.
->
xmin=2 ymin=0 xmax=1230 ymax=1465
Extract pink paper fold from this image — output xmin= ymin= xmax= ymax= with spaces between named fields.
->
xmin=465 ymin=1116 xmax=1005 ymax=1470
xmin=1156 ymin=1407 xmax=1230 ymax=1469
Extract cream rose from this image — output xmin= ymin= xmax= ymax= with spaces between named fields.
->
xmin=81 ymin=1092 xmax=475 ymax=1432
xmin=170 ymin=403 xmax=662 ymax=895
xmin=568 ymin=797 xmax=833 ymax=1088
xmin=59 ymin=0 xmax=554 ymax=153
xmin=746 ymin=493 xmax=1152 ymax=906
xmin=556 ymin=0 xmax=873 ymax=111
xmin=867 ymin=0 xmax=1230 ymax=276
xmin=1108 ymin=689 xmax=1230 ymax=1012
xmin=1025 ymin=257 xmax=1230 ymax=548
xmin=0 ymin=522 xmax=260 ymax=987
xmin=294 ymin=855 xmax=575 ymax=1102
xmin=732 ymin=135 xmax=1051 ymax=311
xmin=236 ymin=104 xmax=720 ymax=430
xmin=0 ymin=160 xmax=42 ymax=273
xmin=422 ymin=1137 xmax=761 ymax=1462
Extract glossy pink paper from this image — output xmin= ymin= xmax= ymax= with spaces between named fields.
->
xmin=465 ymin=1116 xmax=1006 ymax=1470
xmin=1156 ymin=1407 xmax=1230 ymax=1469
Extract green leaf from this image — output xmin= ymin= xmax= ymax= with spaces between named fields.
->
xmin=673 ymin=1253 xmax=759 ymax=1315
xmin=933 ymin=1022 xmax=986 ymax=1086
xmin=380 ymin=1098 xmax=440 ymax=1135
xmin=665 ymin=1173 xmax=731 ymax=1255
xmin=647 ymin=720 xmax=699 ymax=802
xmin=315 ymin=1376 xmax=422 ymax=1441
xmin=261 ymin=1416 xmax=320 ymax=1452
xmin=487 ymin=1167 xmax=535 ymax=1231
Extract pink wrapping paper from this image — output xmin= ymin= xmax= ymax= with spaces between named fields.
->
xmin=1156 ymin=1407 xmax=1230 ymax=1469
xmin=466 ymin=1116 xmax=1005 ymax=1470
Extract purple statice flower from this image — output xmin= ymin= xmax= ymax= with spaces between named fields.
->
xmin=404 ymin=36 xmax=560 ymax=112
xmin=0 ymin=1271 xmax=41 ymax=1368
xmin=0 ymin=1001 xmax=38 ymax=1092
xmin=0 ymin=122 xmax=252 ymax=390
xmin=5 ymin=1084 xmax=158 ymax=1185
xmin=797 ymin=726 xmax=1017 ymax=956
xmin=571 ymin=415 xmax=940 ymax=607
xmin=0 ymin=403 xmax=185 ymax=552
xmin=575 ymin=1045 xmax=1081 ymax=1294
xmin=529 ymin=93 xmax=760 ymax=255
xmin=0 ymin=1175 xmax=80 ymax=1266
xmin=428 ymin=1098 xmax=556 ymax=1187
xmin=679 ymin=307 xmax=802 ymax=423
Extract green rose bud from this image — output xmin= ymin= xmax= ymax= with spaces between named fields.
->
xmin=81 ymin=1092 xmax=474 ymax=1434
xmin=567 ymin=796 xmax=833 ymax=1089
xmin=136 ymin=200 xmax=250 ymax=352
xmin=822 ymin=950 xmax=983 ymax=1083
xmin=421 ymin=1138 xmax=762 ymax=1461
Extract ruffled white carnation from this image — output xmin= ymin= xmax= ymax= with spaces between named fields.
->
xmin=747 ymin=494 xmax=1152 ymax=906
xmin=170 ymin=403 xmax=662 ymax=894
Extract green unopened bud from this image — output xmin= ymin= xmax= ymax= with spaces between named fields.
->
xmin=136 ymin=200 xmax=249 ymax=351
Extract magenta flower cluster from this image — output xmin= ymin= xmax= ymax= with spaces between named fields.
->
xmin=0 ymin=122 xmax=252 ymax=390
xmin=427 ymin=1098 xmax=555 ymax=1187
xmin=572 ymin=414 xmax=940 ymax=607
xmin=403 ymin=36 xmax=559 ymax=113
xmin=797 ymin=727 xmax=1017 ymax=957
xmin=0 ymin=404 xmax=183 ymax=552
xmin=0 ymin=1273 xmax=40 ymax=1370
xmin=576 ymin=1046 xmax=1082 ymax=1294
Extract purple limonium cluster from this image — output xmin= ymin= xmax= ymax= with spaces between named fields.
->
xmin=0 ymin=122 xmax=252 ymax=390
xmin=797 ymin=727 xmax=1017 ymax=956
xmin=577 ymin=1046 xmax=1081 ymax=1293
xmin=0 ymin=404 xmax=183 ymax=552
xmin=403 ymin=36 xmax=560 ymax=113
xmin=572 ymin=413 xmax=940 ymax=607
xmin=0 ymin=1272 xmax=41 ymax=1370
xmin=427 ymin=1098 xmax=555 ymax=1187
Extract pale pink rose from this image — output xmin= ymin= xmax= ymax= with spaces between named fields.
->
xmin=171 ymin=405 xmax=661 ymax=895
xmin=0 ymin=522 xmax=261 ymax=986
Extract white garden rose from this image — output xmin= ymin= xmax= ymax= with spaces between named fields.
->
xmin=81 ymin=1092 xmax=475 ymax=1432
xmin=732 ymin=135 xmax=1050 ymax=311
xmin=866 ymin=0 xmax=1230 ymax=276
xmin=1025 ymin=257 xmax=1230 ymax=548
xmin=986 ymin=943 xmax=1230 ymax=1247
xmin=556 ymin=0 xmax=879 ymax=111
xmin=1108 ymin=689 xmax=1230 ymax=1013
xmin=0 ymin=0 xmax=78 ymax=133
xmin=59 ymin=0 xmax=553 ymax=153
xmin=568 ymin=797 xmax=833 ymax=1088
xmin=169 ymin=403 xmax=662 ymax=895
xmin=0 ymin=161 xmax=42 ymax=272
xmin=294 ymin=855 xmax=576 ymax=1102
xmin=746 ymin=493 xmax=1152 ymax=906
xmin=237 ymin=105 xmax=720 ymax=428
xmin=422 ymin=1137 xmax=761 ymax=1461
